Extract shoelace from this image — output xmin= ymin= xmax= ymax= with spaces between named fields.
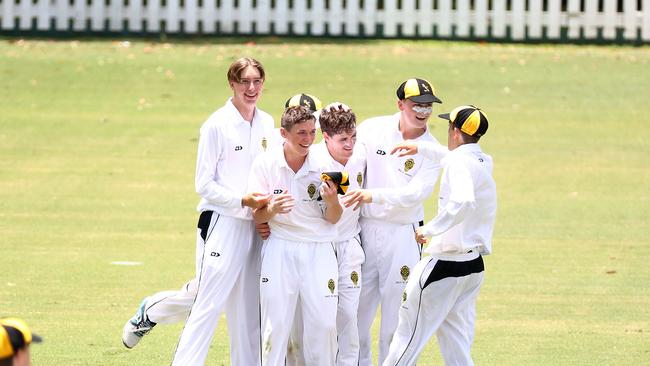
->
xmin=132 ymin=319 xmax=154 ymax=337
xmin=130 ymin=308 xmax=155 ymax=337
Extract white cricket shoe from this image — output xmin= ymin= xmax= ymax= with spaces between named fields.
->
xmin=122 ymin=298 xmax=156 ymax=349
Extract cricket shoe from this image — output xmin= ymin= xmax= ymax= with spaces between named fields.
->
xmin=122 ymin=298 xmax=157 ymax=349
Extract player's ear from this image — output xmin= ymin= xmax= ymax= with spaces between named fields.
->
xmin=322 ymin=132 xmax=331 ymax=143
xmin=397 ymin=99 xmax=405 ymax=111
xmin=280 ymin=127 xmax=288 ymax=138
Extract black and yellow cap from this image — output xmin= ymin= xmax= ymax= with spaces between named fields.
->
xmin=439 ymin=105 xmax=489 ymax=137
xmin=396 ymin=78 xmax=442 ymax=104
xmin=320 ymin=172 xmax=350 ymax=195
xmin=285 ymin=93 xmax=323 ymax=113
xmin=1 ymin=318 xmax=43 ymax=360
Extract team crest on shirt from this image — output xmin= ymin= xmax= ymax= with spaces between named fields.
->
xmin=307 ymin=183 xmax=317 ymax=199
xmin=402 ymin=291 xmax=407 ymax=302
xmin=356 ymin=172 xmax=363 ymax=186
xmin=404 ymin=158 xmax=415 ymax=173
xmin=261 ymin=137 xmax=268 ymax=151
xmin=328 ymin=279 xmax=336 ymax=294
xmin=351 ymin=271 xmax=359 ymax=287
xmin=400 ymin=265 xmax=410 ymax=281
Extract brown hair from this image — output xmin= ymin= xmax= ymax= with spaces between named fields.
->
xmin=226 ymin=57 xmax=265 ymax=83
xmin=319 ymin=108 xmax=356 ymax=136
xmin=281 ymin=106 xmax=316 ymax=131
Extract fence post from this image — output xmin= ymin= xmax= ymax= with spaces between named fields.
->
xmin=455 ymin=0 xmax=470 ymax=38
xmin=623 ymin=0 xmax=637 ymax=40
xmin=644 ymin=0 xmax=650 ymax=41
xmin=437 ymin=0 xmax=451 ymax=37
xmin=474 ymin=0 xmax=488 ymax=38
xmin=511 ymin=0 xmax=525 ymax=40
xmin=583 ymin=0 xmax=598 ymax=39
xmin=547 ymin=0 xmax=561 ymax=39
xmin=603 ymin=0 xmax=617 ymax=40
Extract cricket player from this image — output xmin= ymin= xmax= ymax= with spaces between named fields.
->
xmin=248 ymin=105 xmax=343 ymax=366
xmin=1 ymin=318 xmax=42 ymax=366
xmin=121 ymin=57 xmax=274 ymax=366
xmin=285 ymin=103 xmax=367 ymax=366
xmin=342 ymin=78 xmax=447 ymax=366
xmin=383 ymin=105 xmax=496 ymax=366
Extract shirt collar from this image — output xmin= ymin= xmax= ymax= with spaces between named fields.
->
xmin=314 ymin=142 xmax=343 ymax=169
xmin=452 ymin=143 xmax=482 ymax=154
xmin=392 ymin=112 xmax=431 ymax=140
xmin=225 ymin=98 xmax=258 ymax=126
xmin=276 ymin=144 xmax=320 ymax=177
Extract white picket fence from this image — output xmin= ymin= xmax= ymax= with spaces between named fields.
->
xmin=1 ymin=0 xmax=649 ymax=42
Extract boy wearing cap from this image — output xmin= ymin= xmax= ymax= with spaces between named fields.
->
xmin=249 ymin=105 xmax=343 ymax=366
xmin=1 ymin=318 xmax=42 ymax=366
xmin=342 ymin=78 xmax=447 ymax=366
xmin=121 ymin=57 xmax=274 ymax=366
xmin=383 ymin=105 xmax=497 ymax=366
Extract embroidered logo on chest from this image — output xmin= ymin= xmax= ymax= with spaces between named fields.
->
xmin=261 ymin=137 xmax=267 ymax=151
xmin=404 ymin=158 xmax=415 ymax=172
xmin=307 ymin=183 xmax=317 ymax=199
xmin=351 ymin=271 xmax=359 ymax=286
xmin=400 ymin=265 xmax=410 ymax=281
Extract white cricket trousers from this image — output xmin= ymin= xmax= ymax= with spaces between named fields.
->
xmin=286 ymin=236 xmax=365 ymax=366
xmin=357 ymin=219 xmax=422 ymax=366
xmin=383 ymin=254 xmax=484 ymax=366
xmin=260 ymin=237 xmax=339 ymax=366
xmin=335 ymin=236 xmax=365 ymax=366
xmin=140 ymin=212 xmax=261 ymax=366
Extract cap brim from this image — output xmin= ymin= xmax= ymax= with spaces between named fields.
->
xmin=409 ymin=94 xmax=442 ymax=104
xmin=31 ymin=334 xmax=43 ymax=343
xmin=438 ymin=113 xmax=451 ymax=121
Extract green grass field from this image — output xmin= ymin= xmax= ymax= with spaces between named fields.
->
xmin=1 ymin=38 xmax=649 ymax=365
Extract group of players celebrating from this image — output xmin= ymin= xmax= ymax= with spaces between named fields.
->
xmin=121 ymin=57 xmax=497 ymax=366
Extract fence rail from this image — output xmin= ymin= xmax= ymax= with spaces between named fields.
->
xmin=1 ymin=0 xmax=649 ymax=43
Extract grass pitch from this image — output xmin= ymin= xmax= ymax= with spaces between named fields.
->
xmin=1 ymin=38 xmax=649 ymax=365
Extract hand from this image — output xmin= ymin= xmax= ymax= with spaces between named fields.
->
xmin=341 ymin=189 xmax=372 ymax=210
xmin=325 ymin=102 xmax=351 ymax=112
xmin=391 ymin=140 xmax=419 ymax=157
xmin=242 ymin=192 xmax=272 ymax=210
xmin=320 ymin=180 xmax=339 ymax=205
xmin=255 ymin=222 xmax=271 ymax=240
xmin=268 ymin=192 xmax=294 ymax=215
xmin=415 ymin=228 xmax=427 ymax=246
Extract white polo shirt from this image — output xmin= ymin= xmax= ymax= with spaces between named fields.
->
xmin=195 ymin=98 xmax=275 ymax=220
xmin=248 ymin=146 xmax=338 ymax=243
xmin=421 ymin=143 xmax=497 ymax=256
xmin=310 ymin=142 xmax=366 ymax=242
xmin=356 ymin=113 xmax=443 ymax=224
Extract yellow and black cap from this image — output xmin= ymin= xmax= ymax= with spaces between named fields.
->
xmin=285 ymin=93 xmax=323 ymax=113
xmin=439 ymin=105 xmax=489 ymax=137
xmin=320 ymin=172 xmax=349 ymax=195
xmin=396 ymin=78 xmax=442 ymax=104
xmin=1 ymin=318 xmax=42 ymax=360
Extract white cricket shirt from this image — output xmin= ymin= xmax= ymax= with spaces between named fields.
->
xmin=248 ymin=146 xmax=338 ymax=242
xmin=195 ymin=98 xmax=275 ymax=220
xmin=356 ymin=113 xmax=443 ymax=224
xmin=421 ymin=143 xmax=497 ymax=256
xmin=310 ymin=142 xmax=365 ymax=242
